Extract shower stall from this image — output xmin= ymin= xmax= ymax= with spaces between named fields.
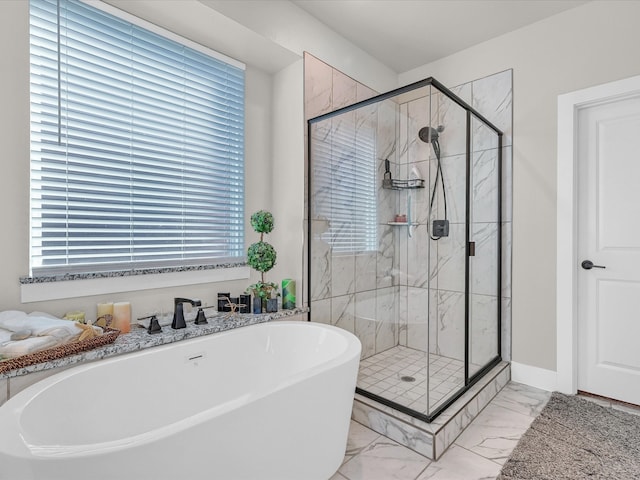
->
xmin=307 ymin=77 xmax=503 ymax=422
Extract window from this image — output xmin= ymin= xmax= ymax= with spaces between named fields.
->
xmin=29 ymin=0 xmax=245 ymax=276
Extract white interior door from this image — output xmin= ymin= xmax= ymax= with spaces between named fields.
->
xmin=577 ymin=92 xmax=640 ymax=405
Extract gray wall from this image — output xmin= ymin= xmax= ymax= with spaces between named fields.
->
xmin=399 ymin=0 xmax=640 ymax=372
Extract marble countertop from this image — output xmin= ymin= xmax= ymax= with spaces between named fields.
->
xmin=0 ymin=307 xmax=308 ymax=380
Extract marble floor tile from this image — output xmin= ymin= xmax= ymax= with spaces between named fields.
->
xmin=453 ymin=403 xmax=535 ymax=465
xmin=340 ymin=381 xmax=556 ymax=480
xmin=490 ymin=381 xmax=551 ymax=418
xmin=343 ymin=420 xmax=381 ymax=464
xmin=415 ymin=445 xmax=502 ymax=480
xmin=339 ymin=437 xmax=431 ymax=480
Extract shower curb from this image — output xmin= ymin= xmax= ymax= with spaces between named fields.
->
xmin=352 ymin=361 xmax=511 ymax=460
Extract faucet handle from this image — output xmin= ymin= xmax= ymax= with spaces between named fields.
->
xmin=147 ymin=315 xmax=162 ymax=334
xmin=194 ymin=308 xmax=208 ymax=325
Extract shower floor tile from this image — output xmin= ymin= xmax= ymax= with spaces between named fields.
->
xmin=357 ymin=346 xmax=467 ymax=415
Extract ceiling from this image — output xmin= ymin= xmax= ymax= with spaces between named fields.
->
xmin=291 ymin=0 xmax=589 ymax=72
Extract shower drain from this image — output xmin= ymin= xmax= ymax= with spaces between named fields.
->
xmin=400 ymin=375 xmax=416 ymax=382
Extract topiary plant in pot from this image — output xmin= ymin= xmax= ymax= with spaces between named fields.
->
xmin=246 ymin=210 xmax=279 ymax=313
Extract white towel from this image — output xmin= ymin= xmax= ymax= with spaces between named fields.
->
xmin=0 ymin=311 xmax=83 ymax=342
xmin=0 ymin=335 xmax=61 ymax=359
xmin=0 ymin=328 xmax=12 ymax=344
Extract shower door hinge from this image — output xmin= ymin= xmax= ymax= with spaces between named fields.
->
xmin=468 ymin=242 xmax=476 ymax=256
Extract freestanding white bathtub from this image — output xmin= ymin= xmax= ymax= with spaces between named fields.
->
xmin=0 ymin=321 xmax=361 ymax=480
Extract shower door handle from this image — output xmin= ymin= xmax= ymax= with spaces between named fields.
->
xmin=581 ymin=260 xmax=606 ymax=270
xmin=468 ymin=242 xmax=476 ymax=256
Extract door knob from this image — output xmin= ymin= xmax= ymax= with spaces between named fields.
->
xmin=581 ymin=260 xmax=606 ymax=270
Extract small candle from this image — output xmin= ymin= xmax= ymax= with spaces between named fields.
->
xmin=112 ymin=302 xmax=131 ymax=333
xmin=97 ymin=302 xmax=113 ymax=319
xmin=96 ymin=302 xmax=114 ymax=327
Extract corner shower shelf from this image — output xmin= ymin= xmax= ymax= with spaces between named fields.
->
xmin=382 ymin=178 xmax=425 ymax=190
xmin=387 ymin=222 xmax=419 ymax=226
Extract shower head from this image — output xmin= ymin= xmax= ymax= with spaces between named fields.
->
xmin=418 ymin=125 xmax=443 ymax=143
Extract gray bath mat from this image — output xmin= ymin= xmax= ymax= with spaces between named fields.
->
xmin=498 ymin=392 xmax=640 ymax=480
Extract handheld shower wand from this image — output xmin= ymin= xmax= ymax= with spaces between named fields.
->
xmin=418 ymin=125 xmax=449 ymax=240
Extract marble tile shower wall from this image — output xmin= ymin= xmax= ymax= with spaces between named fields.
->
xmin=305 ymin=52 xmax=513 ymax=364
xmin=396 ymin=71 xmax=512 ymax=365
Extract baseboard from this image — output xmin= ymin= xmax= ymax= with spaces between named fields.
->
xmin=511 ymin=361 xmax=558 ymax=392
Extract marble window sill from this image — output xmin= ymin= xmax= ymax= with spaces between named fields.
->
xmin=20 ymin=264 xmax=250 ymax=303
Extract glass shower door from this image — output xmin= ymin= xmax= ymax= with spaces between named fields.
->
xmin=468 ymin=116 xmax=501 ymax=378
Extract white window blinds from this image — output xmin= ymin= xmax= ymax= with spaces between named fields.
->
xmin=29 ymin=0 xmax=245 ymax=276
